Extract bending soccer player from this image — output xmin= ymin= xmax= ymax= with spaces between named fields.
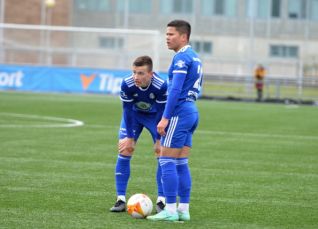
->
xmin=110 ymin=55 xmax=167 ymax=213
xmin=147 ymin=20 xmax=203 ymax=222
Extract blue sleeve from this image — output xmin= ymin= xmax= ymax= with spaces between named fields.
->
xmin=163 ymin=72 xmax=186 ymax=119
xmin=120 ymin=80 xmax=134 ymax=138
xmin=123 ymin=102 xmax=134 ymax=138
xmin=155 ymin=81 xmax=167 ymax=139
xmin=155 ymin=102 xmax=165 ymax=139
xmin=119 ymin=79 xmax=133 ymax=103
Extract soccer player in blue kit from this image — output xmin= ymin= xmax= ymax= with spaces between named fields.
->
xmin=147 ymin=20 xmax=203 ymax=222
xmin=110 ymin=56 xmax=167 ymax=213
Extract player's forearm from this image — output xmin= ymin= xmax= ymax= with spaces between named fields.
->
xmin=163 ymin=73 xmax=185 ymax=119
xmin=163 ymin=87 xmax=181 ymax=119
xmin=155 ymin=103 xmax=165 ymax=122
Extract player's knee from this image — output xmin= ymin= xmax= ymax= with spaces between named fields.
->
xmin=118 ymin=144 xmax=134 ymax=156
xmin=119 ymin=147 xmax=134 ymax=156
xmin=153 ymin=139 xmax=161 ymax=157
xmin=178 ymin=146 xmax=190 ymax=158
xmin=118 ymin=138 xmax=135 ymax=156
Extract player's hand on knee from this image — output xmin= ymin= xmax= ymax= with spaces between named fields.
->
xmin=118 ymin=139 xmax=127 ymax=152
xmin=118 ymin=138 xmax=135 ymax=155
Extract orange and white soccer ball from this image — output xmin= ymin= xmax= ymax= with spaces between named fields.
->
xmin=127 ymin=193 xmax=153 ymax=219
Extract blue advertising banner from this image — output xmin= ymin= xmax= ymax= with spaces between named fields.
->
xmin=0 ymin=64 xmax=164 ymax=94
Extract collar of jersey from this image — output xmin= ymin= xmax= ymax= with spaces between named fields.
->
xmin=177 ymin=45 xmax=191 ymax=53
xmin=138 ymin=79 xmax=151 ymax=91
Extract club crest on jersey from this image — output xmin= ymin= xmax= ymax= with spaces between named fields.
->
xmin=149 ymin=93 xmax=155 ymax=99
xmin=136 ymin=101 xmax=151 ymax=111
xmin=175 ymin=60 xmax=185 ymax=68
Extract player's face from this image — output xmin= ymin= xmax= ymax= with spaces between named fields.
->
xmin=132 ymin=65 xmax=152 ymax=88
xmin=166 ymin=26 xmax=187 ymax=52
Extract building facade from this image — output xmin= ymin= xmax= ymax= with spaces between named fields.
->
xmin=1 ymin=0 xmax=318 ymax=77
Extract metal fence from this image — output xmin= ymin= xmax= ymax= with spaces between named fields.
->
xmin=203 ymin=74 xmax=318 ymax=102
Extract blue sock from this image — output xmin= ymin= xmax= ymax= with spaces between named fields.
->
xmin=115 ymin=154 xmax=131 ymax=197
xmin=176 ymin=158 xmax=192 ymax=203
xmin=159 ymin=157 xmax=177 ymax=203
xmin=156 ymin=158 xmax=164 ymax=197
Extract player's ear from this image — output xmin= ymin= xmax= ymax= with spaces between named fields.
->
xmin=182 ymin=33 xmax=189 ymax=43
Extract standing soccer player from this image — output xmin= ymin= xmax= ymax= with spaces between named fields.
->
xmin=110 ymin=56 xmax=167 ymax=213
xmin=147 ymin=20 xmax=203 ymax=222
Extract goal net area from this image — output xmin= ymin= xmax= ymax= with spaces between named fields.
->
xmin=0 ymin=23 xmax=161 ymax=70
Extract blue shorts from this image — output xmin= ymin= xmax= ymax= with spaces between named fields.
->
xmin=118 ymin=112 xmax=158 ymax=143
xmin=161 ymin=112 xmax=199 ymax=148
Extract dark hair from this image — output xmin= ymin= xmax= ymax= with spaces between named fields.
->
xmin=167 ymin=19 xmax=191 ymax=41
xmin=133 ymin=55 xmax=153 ymax=71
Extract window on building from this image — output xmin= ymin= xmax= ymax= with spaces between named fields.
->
xmin=288 ymin=0 xmax=307 ymax=19
xmin=75 ymin=0 xmax=111 ymax=11
xmin=201 ymin=0 xmax=237 ymax=17
xmin=246 ymin=0 xmax=281 ymax=18
xmin=287 ymin=0 xmax=318 ymax=20
xmin=201 ymin=0 xmax=213 ymax=15
xmin=190 ymin=41 xmax=213 ymax=55
xmin=254 ymin=0 xmax=268 ymax=18
xmin=271 ymin=0 xmax=281 ymax=17
xmin=203 ymin=42 xmax=213 ymax=54
xmin=288 ymin=46 xmax=299 ymax=57
xmin=270 ymin=45 xmax=299 ymax=58
xmin=215 ymin=0 xmax=224 ymax=15
xmin=117 ymin=0 xmax=152 ymax=13
xmin=225 ymin=0 xmax=237 ymax=16
xmin=310 ymin=0 xmax=318 ymax=20
xmin=161 ymin=0 xmax=193 ymax=14
xmin=99 ymin=37 xmax=124 ymax=50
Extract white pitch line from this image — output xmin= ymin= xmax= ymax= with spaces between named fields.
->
xmin=0 ymin=112 xmax=84 ymax=128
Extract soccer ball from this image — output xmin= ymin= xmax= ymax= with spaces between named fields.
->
xmin=127 ymin=193 xmax=153 ymax=219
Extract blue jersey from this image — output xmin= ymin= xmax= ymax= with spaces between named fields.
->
xmin=120 ymin=72 xmax=167 ymax=138
xmin=163 ymin=45 xmax=203 ymax=119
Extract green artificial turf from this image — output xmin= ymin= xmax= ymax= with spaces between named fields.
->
xmin=1 ymin=91 xmax=317 ymax=229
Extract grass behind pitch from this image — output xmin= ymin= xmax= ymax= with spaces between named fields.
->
xmin=0 ymin=91 xmax=318 ymax=229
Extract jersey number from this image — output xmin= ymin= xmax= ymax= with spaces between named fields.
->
xmin=193 ymin=65 xmax=203 ymax=90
